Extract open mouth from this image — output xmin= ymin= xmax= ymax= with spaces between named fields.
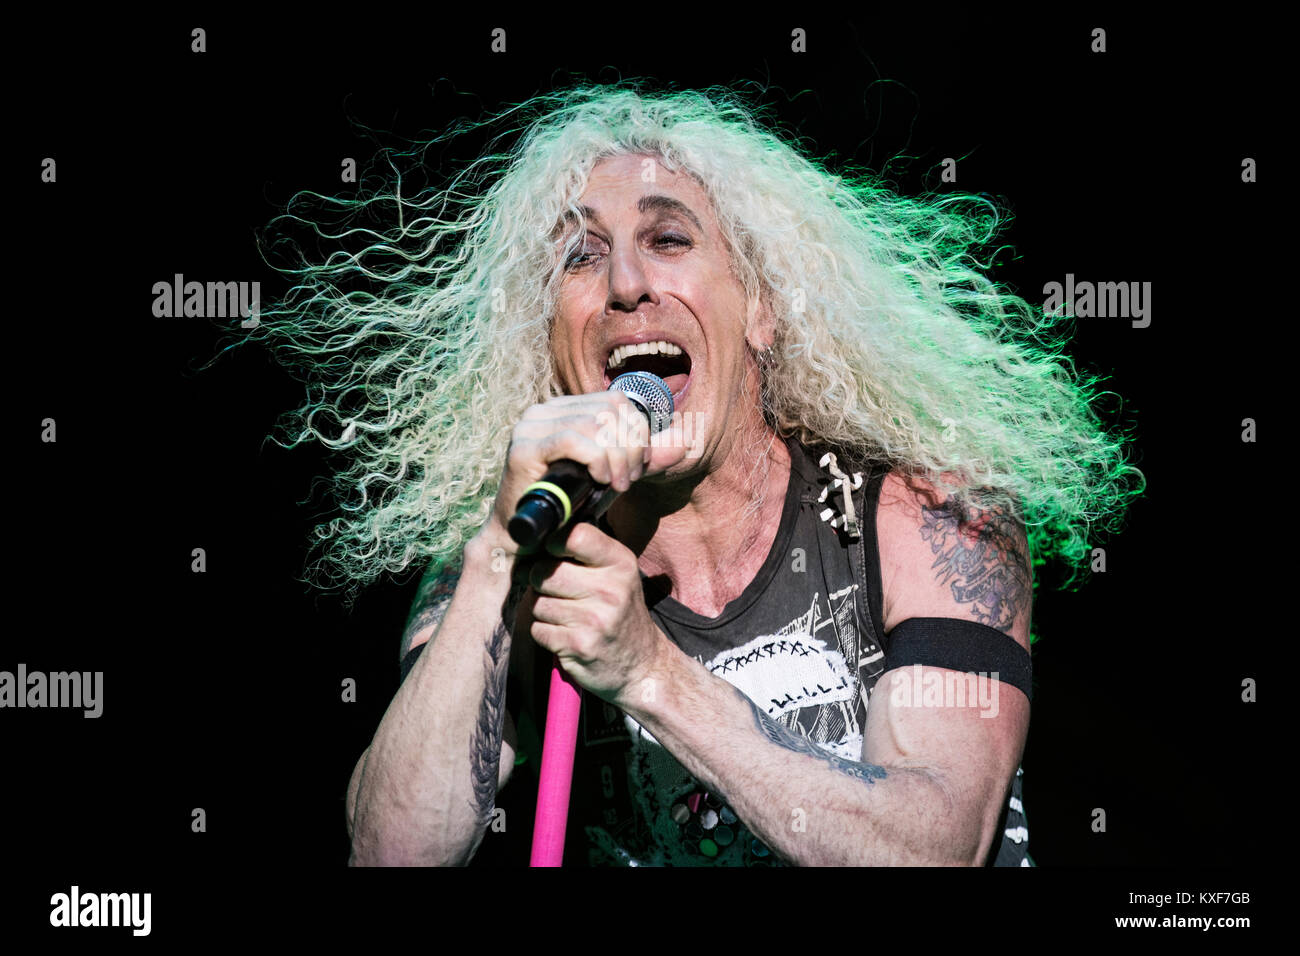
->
xmin=602 ymin=340 xmax=693 ymax=403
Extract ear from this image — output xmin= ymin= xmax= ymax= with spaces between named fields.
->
xmin=744 ymin=290 xmax=775 ymax=352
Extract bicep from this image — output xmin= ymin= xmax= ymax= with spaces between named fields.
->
xmin=862 ymin=663 xmax=1028 ymax=863
xmin=866 ymin=471 xmax=1034 ymax=860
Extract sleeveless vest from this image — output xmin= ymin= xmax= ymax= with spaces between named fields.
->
xmin=558 ymin=436 xmax=1031 ymax=867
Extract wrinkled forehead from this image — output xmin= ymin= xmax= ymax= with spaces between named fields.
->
xmin=551 ymin=153 xmax=715 ymax=237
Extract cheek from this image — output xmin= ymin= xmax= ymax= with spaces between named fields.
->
xmin=550 ymin=308 xmax=580 ymax=351
xmin=548 ymin=326 xmax=587 ymax=392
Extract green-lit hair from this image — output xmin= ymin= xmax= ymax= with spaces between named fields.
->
xmin=236 ymin=83 xmax=1144 ymax=595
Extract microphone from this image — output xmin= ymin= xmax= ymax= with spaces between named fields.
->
xmin=507 ymin=371 xmax=674 ymax=550
xmin=523 ymin=370 xmax=673 ymax=867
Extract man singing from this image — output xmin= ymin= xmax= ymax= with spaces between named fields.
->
xmin=260 ymin=86 xmax=1140 ymax=866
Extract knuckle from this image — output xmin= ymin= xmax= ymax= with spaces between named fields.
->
xmin=572 ymin=630 xmax=598 ymax=658
xmin=542 ymin=429 xmax=576 ymax=461
xmin=529 ymin=619 xmax=551 ymax=645
xmin=568 ymin=522 xmax=594 ymax=549
xmin=591 ymin=606 xmax=616 ymax=634
xmin=561 ymin=411 xmax=599 ymax=433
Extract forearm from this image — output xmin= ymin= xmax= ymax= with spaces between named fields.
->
xmin=349 ymin=534 xmax=513 ymax=866
xmin=626 ymin=645 xmax=984 ymax=866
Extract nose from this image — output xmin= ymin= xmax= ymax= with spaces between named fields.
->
xmin=605 ymin=243 xmax=658 ymax=314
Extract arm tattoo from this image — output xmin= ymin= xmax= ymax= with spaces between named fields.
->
xmin=467 ymin=583 xmax=524 ymax=826
xmin=918 ymin=498 xmax=1030 ymax=633
xmin=468 ymin=619 xmax=511 ymax=825
xmin=734 ymin=685 xmax=887 ymax=787
xmin=399 ymin=563 xmax=461 ymax=658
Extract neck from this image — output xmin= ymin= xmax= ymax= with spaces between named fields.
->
xmin=606 ymin=414 xmax=792 ymax=618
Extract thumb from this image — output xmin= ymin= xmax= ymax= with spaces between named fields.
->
xmin=645 ymin=411 xmax=697 ymax=474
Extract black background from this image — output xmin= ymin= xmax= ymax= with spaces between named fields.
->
xmin=10 ymin=10 xmax=1275 ymax=938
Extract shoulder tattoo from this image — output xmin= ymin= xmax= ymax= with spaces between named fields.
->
xmin=918 ymin=497 xmax=1031 ymax=633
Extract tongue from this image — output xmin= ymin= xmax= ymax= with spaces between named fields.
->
xmin=662 ymin=372 xmax=689 ymax=397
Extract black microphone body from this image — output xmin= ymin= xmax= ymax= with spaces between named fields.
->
xmin=507 ymin=372 xmax=673 ymax=551
xmin=506 ymin=458 xmax=617 ymax=549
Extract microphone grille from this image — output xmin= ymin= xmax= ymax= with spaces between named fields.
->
xmin=609 ymin=371 xmax=674 ymax=435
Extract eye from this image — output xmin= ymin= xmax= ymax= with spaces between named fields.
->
xmin=564 ymin=238 xmax=606 ymax=269
xmin=655 ymin=233 xmax=692 ymax=249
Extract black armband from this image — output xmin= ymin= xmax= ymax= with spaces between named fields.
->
xmin=884 ymin=617 xmax=1032 ymax=701
xmin=399 ymin=642 xmax=427 ymax=684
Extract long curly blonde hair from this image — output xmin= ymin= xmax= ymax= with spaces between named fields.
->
xmin=231 ymin=83 xmax=1143 ymax=596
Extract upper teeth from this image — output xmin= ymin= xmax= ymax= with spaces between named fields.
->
xmin=606 ymin=340 xmax=683 ymax=370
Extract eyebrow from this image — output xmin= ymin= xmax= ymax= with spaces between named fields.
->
xmin=636 ymin=194 xmax=704 ymax=232
xmin=566 ymin=194 xmax=705 ymax=233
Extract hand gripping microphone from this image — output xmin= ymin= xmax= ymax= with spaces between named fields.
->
xmin=507 ymin=371 xmax=674 ymax=551
xmin=520 ymin=370 xmax=673 ymax=867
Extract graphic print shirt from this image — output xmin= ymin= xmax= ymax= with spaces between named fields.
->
xmin=557 ymin=436 xmax=1031 ymax=867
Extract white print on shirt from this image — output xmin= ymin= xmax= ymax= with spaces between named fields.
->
xmin=611 ymin=585 xmax=873 ymax=865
